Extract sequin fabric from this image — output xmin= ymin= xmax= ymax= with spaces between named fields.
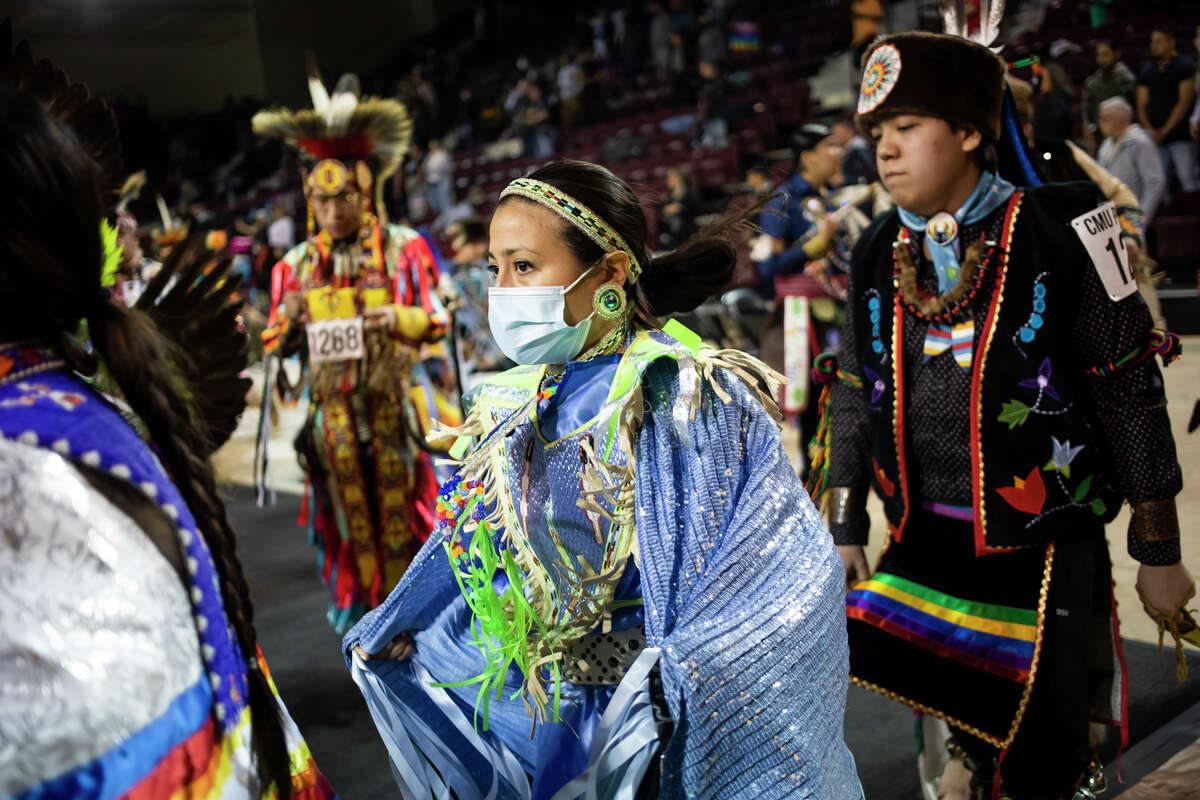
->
xmin=346 ymin=356 xmax=861 ymax=798
xmin=0 ymin=437 xmax=202 ymax=795
xmin=635 ymin=363 xmax=860 ymax=798
xmin=829 ymin=200 xmax=1182 ymax=564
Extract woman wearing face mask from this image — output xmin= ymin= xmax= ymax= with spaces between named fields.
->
xmin=345 ymin=160 xmax=862 ymax=799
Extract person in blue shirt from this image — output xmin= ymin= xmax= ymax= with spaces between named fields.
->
xmin=756 ymin=124 xmax=851 ymax=476
xmin=756 ymin=123 xmax=844 ymax=297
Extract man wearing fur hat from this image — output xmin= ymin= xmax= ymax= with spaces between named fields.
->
xmin=821 ymin=30 xmax=1193 ymax=800
xmin=254 ymin=60 xmax=450 ymax=633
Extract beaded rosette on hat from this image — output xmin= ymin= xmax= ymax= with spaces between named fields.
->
xmin=252 ymin=53 xmax=413 ymax=226
xmin=500 ymin=177 xmax=644 ymax=284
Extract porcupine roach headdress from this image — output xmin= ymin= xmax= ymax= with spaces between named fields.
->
xmin=251 ymin=53 xmax=413 ymax=229
xmin=0 ymin=18 xmax=251 ymax=453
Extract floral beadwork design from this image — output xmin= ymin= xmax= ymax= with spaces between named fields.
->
xmin=997 ymin=357 xmax=1074 ymax=429
xmin=858 ymin=44 xmax=902 ymax=114
xmin=863 ymin=289 xmax=887 ymax=363
xmin=434 ymin=473 xmax=487 ymax=554
xmin=863 ymin=365 xmax=886 ymax=405
xmin=997 ymin=437 xmax=1107 ymax=526
xmin=1012 ymin=271 xmax=1049 ymax=358
xmin=1044 ymin=436 xmax=1083 ymax=477
xmin=996 ymin=467 xmax=1045 ymax=515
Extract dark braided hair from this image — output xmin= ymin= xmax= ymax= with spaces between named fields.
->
xmin=0 ymin=84 xmax=291 ymax=792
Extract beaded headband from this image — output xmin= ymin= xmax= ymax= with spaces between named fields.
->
xmin=500 ymin=177 xmax=644 ymax=282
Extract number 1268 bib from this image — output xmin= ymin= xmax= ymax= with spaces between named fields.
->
xmin=307 ymin=317 xmax=364 ymax=363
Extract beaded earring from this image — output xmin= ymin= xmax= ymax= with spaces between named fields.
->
xmin=593 ymin=282 xmax=627 ymax=320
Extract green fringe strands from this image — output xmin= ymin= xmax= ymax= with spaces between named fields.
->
xmin=100 ymin=218 xmax=122 ymax=289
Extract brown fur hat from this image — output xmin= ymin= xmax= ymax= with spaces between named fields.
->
xmin=856 ymin=32 xmax=1007 ymax=141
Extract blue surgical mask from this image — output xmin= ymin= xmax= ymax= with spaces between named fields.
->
xmin=488 ymin=266 xmax=597 ymax=365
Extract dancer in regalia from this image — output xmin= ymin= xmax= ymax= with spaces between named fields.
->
xmin=820 ymin=20 xmax=1194 ymax=800
xmin=254 ymin=58 xmax=450 ymax=632
xmin=346 ymin=160 xmax=862 ymax=799
xmin=0 ymin=23 xmax=334 ymax=798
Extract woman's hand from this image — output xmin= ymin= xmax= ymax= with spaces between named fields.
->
xmin=837 ymin=545 xmax=871 ymax=591
xmin=1137 ymin=562 xmax=1196 ymax=625
xmin=363 ymin=304 xmax=398 ymax=332
xmin=353 ymin=631 xmax=414 ymax=662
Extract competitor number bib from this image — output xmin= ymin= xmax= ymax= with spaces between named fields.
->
xmin=307 ymin=317 xmax=364 ymax=363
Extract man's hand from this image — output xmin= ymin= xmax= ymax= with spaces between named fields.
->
xmin=1191 ymin=120 xmax=1199 ymax=140
xmin=1150 ymin=127 xmax=1164 ymax=145
xmin=363 ymin=304 xmax=398 ymax=332
xmin=1137 ymin=562 xmax=1196 ymax=625
xmin=353 ymin=631 xmax=414 ymax=662
xmin=837 ymin=544 xmax=871 ymax=590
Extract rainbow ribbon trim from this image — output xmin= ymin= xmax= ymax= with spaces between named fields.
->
xmin=847 ymin=571 xmax=1037 ymax=682
xmin=922 ymin=320 xmax=974 ymax=372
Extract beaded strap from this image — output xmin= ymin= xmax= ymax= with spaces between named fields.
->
xmin=806 ymin=353 xmax=865 ymax=506
xmin=0 ymin=342 xmax=65 ymax=388
xmin=500 ymin=178 xmax=644 ymax=282
xmin=1086 ymin=329 xmax=1181 ymax=379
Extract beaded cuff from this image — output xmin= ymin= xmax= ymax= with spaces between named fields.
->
xmin=1131 ymin=499 xmax=1181 ymax=543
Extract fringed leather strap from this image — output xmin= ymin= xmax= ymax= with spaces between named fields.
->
xmin=1137 ymin=583 xmax=1200 ymax=682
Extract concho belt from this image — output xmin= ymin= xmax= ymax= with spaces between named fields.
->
xmin=561 ymin=627 xmax=647 ymax=685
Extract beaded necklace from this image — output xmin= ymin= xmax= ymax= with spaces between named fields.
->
xmin=575 ymin=317 xmax=630 ymax=362
xmin=892 ymin=229 xmax=995 ymax=324
xmin=892 ymin=192 xmax=1022 ymax=325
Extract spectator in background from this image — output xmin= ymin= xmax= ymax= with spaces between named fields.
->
xmin=1098 ymin=96 xmax=1166 ymax=221
xmin=850 ymin=0 xmax=885 ymax=70
xmin=423 ymin=138 xmax=453 ymax=216
xmin=514 ymin=81 xmax=553 ymax=156
xmin=659 ymin=165 xmax=701 ymax=249
xmin=1034 ymin=62 xmax=1077 ymax=144
xmin=696 ymin=60 xmax=729 ymax=148
xmin=453 ymin=86 xmax=479 ymax=149
xmin=431 ymin=186 xmax=484 ymax=234
xmin=698 ymin=11 xmax=726 ymax=66
xmin=444 ymin=218 xmax=511 ymax=379
xmin=588 ymin=9 xmax=611 ymax=60
xmin=830 ymin=117 xmax=876 ymax=185
xmin=649 ymin=3 xmax=672 ymax=82
xmin=1190 ymin=24 xmax=1200 ymax=141
xmin=1137 ymin=26 xmax=1198 ymax=202
xmin=556 ymin=53 xmax=585 ymax=128
xmin=266 ymin=200 xmax=295 ymax=255
xmin=746 ymin=160 xmax=775 ymax=198
xmin=1082 ymin=40 xmax=1137 ymax=150
xmin=756 ymin=124 xmax=843 ymax=298
xmin=1087 ymin=0 xmax=1114 ymax=28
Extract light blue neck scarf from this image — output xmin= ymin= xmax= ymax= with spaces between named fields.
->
xmin=896 ymin=171 xmax=1015 ymax=293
